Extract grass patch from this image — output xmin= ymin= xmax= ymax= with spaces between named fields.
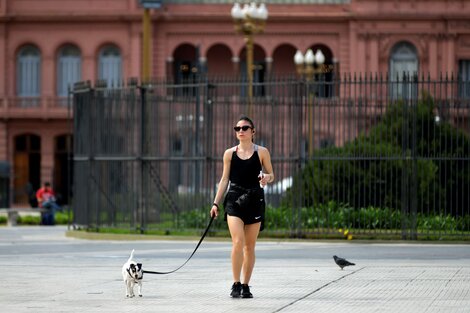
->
xmin=0 ymin=211 xmax=72 ymax=226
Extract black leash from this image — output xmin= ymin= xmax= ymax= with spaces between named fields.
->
xmin=143 ymin=216 xmax=215 ymax=275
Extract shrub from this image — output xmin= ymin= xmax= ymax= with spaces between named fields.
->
xmin=284 ymin=95 xmax=470 ymax=217
xmin=55 ymin=212 xmax=72 ymax=225
xmin=18 ymin=215 xmax=40 ymax=225
xmin=265 ymin=202 xmax=468 ymax=232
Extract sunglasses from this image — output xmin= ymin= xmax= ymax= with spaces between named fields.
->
xmin=234 ymin=125 xmax=252 ymax=132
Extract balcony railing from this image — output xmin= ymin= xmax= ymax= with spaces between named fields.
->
xmin=0 ymin=96 xmax=72 ymax=119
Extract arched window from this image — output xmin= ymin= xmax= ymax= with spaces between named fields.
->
xmin=458 ymin=60 xmax=470 ymax=98
xmin=57 ymin=45 xmax=81 ymax=97
xmin=389 ymin=42 xmax=419 ymax=99
xmin=172 ymin=43 xmax=198 ymax=96
xmin=16 ymin=45 xmax=41 ymax=97
xmin=98 ymin=45 xmax=122 ymax=87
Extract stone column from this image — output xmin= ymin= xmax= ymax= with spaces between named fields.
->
xmin=232 ymin=56 xmax=240 ymax=76
xmin=42 ymin=56 xmax=54 ymax=97
xmin=356 ymin=34 xmax=366 ymax=75
xmin=0 ymin=0 xmax=6 ymax=15
xmin=82 ymin=54 xmax=95 ymax=83
xmin=0 ymin=25 xmax=5 ymax=96
xmin=41 ymin=132 xmax=54 ymax=186
xmin=129 ymin=22 xmax=142 ymax=80
xmin=166 ymin=57 xmax=173 ymax=80
xmin=0 ymin=121 xmax=6 ymax=161
xmin=265 ymin=57 xmax=273 ymax=78
xmin=349 ymin=22 xmax=358 ymax=74
xmin=41 ymin=55 xmax=54 ymax=113
xmin=446 ymin=35 xmax=456 ymax=75
xmin=127 ymin=0 xmax=137 ymax=10
xmin=368 ymin=34 xmax=379 ymax=75
xmin=428 ymin=36 xmax=438 ymax=79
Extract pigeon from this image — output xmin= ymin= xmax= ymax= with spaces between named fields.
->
xmin=333 ymin=255 xmax=355 ymax=270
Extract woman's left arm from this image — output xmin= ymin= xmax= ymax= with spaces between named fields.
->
xmin=259 ymin=147 xmax=274 ymax=186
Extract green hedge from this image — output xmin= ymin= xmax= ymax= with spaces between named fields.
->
xmin=0 ymin=211 xmax=72 ymax=226
xmin=264 ymin=202 xmax=470 ymax=232
xmin=169 ymin=202 xmax=469 ymax=233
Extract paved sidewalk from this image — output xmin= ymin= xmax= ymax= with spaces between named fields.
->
xmin=0 ymin=226 xmax=469 ymax=313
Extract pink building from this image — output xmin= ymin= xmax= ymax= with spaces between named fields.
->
xmin=1 ymin=0 xmax=469 ymax=206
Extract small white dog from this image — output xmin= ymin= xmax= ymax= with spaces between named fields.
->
xmin=121 ymin=249 xmax=143 ymax=298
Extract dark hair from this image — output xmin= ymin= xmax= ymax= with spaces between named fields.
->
xmin=238 ymin=115 xmax=255 ymax=129
xmin=237 ymin=115 xmax=255 ymax=142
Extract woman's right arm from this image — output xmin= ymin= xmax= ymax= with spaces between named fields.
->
xmin=210 ymin=149 xmax=232 ymax=218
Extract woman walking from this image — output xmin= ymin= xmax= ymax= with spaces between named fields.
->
xmin=210 ymin=115 xmax=274 ymax=298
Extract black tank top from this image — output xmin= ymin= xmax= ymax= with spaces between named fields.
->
xmin=229 ymin=145 xmax=262 ymax=189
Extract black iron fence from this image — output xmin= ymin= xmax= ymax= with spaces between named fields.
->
xmin=72 ymin=74 xmax=470 ymax=239
xmin=0 ymin=161 xmax=10 ymax=208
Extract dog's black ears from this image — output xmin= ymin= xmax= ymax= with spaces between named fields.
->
xmin=130 ymin=264 xmax=136 ymax=270
xmin=137 ymin=263 xmax=142 ymax=270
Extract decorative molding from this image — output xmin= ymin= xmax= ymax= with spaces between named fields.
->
xmin=424 ymin=33 xmax=439 ymax=40
xmin=166 ymin=31 xmax=341 ymax=37
xmin=377 ymin=35 xmax=429 ymax=64
xmin=367 ymin=33 xmax=381 ymax=40
xmin=459 ymin=36 xmax=470 ymax=48
xmin=357 ymin=33 xmax=367 ymax=40
xmin=378 ymin=35 xmax=391 ymax=63
xmin=130 ymin=22 xmax=141 ymax=36
xmin=449 ymin=21 xmax=470 ymax=30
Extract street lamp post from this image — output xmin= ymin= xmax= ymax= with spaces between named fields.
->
xmin=139 ymin=0 xmax=162 ymax=83
xmin=231 ymin=2 xmax=268 ymax=116
xmin=142 ymin=7 xmax=151 ymax=82
xmin=294 ymin=49 xmax=325 ymax=157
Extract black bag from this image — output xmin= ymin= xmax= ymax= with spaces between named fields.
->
xmin=235 ymin=190 xmax=256 ymax=208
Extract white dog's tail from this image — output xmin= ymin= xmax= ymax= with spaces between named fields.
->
xmin=127 ymin=249 xmax=135 ymax=263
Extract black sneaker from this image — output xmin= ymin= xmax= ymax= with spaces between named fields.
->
xmin=241 ymin=284 xmax=253 ymax=298
xmin=230 ymin=282 xmax=242 ymax=298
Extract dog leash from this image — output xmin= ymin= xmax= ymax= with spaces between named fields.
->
xmin=143 ymin=216 xmax=214 ymax=275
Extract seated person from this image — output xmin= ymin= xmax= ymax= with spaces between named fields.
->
xmin=36 ymin=182 xmax=61 ymax=225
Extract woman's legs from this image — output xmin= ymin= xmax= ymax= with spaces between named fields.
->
xmin=227 ymin=216 xmax=245 ymax=283
xmin=227 ymin=215 xmax=261 ymax=284
xmin=242 ymin=222 xmax=261 ymax=285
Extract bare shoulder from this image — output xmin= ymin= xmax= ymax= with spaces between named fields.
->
xmin=257 ymin=146 xmax=272 ymax=163
xmin=225 ymin=146 xmax=237 ymax=154
xmin=223 ymin=146 xmax=236 ymax=159
xmin=257 ymin=145 xmax=271 ymax=156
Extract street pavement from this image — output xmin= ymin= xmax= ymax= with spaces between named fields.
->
xmin=0 ymin=226 xmax=469 ymax=313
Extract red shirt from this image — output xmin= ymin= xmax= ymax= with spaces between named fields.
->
xmin=36 ymin=187 xmax=56 ymax=207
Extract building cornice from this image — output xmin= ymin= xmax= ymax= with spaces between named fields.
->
xmin=351 ymin=13 xmax=470 ymax=21
xmin=2 ymin=14 xmax=469 ymax=24
xmin=0 ymin=8 xmax=469 ymax=25
xmin=0 ymin=13 xmax=142 ymax=23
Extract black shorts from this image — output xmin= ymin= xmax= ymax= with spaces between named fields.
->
xmin=223 ymin=184 xmax=266 ymax=231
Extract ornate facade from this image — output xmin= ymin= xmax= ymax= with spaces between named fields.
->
xmin=1 ymin=0 xmax=469 ymax=205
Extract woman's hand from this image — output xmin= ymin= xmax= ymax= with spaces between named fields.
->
xmin=210 ymin=204 xmax=219 ymax=218
xmin=259 ymin=173 xmax=273 ymax=187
